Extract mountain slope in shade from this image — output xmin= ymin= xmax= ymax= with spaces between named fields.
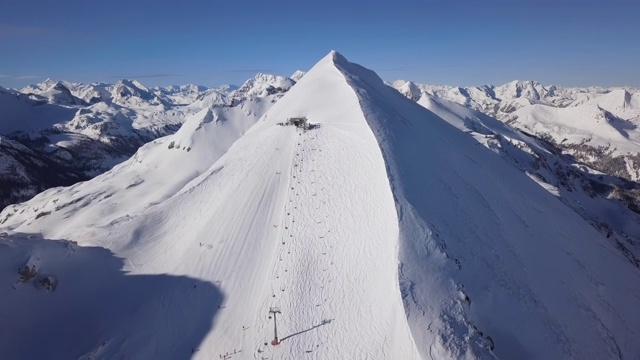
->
xmin=416 ymin=94 xmax=640 ymax=264
xmin=0 ymin=135 xmax=87 ymax=207
xmin=335 ymin=52 xmax=640 ymax=359
xmin=0 ymin=52 xmax=639 ymax=360
xmin=395 ymin=79 xmax=640 ymax=221
xmin=0 ymin=87 xmax=77 ymax=134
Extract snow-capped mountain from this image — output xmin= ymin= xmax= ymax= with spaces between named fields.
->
xmin=20 ymin=79 xmax=87 ymax=106
xmin=290 ymin=70 xmax=306 ymax=82
xmin=229 ymin=73 xmax=295 ymax=102
xmin=1 ymin=51 xmax=638 ymax=360
xmin=0 ymin=73 xmax=297 ymax=210
xmin=65 ymin=81 xmax=114 ymax=104
xmin=393 ymin=79 xmax=637 ymax=120
xmin=110 ymin=79 xmax=165 ymax=107
xmin=187 ymin=88 xmax=229 ymax=110
xmin=508 ymin=90 xmax=640 ymax=179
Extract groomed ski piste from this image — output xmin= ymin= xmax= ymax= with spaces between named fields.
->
xmin=1 ymin=51 xmax=639 ymax=360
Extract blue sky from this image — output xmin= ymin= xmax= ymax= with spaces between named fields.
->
xmin=1 ymin=0 xmax=638 ymax=88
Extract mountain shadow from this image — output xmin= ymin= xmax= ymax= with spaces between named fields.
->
xmin=0 ymin=234 xmax=223 ymax=360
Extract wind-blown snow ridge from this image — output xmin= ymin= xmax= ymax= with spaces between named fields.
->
xmin=1 ymin=51 xmax=639 ymax=360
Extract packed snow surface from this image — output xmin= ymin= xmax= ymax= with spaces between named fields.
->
xmin=1 ymin=51 xmax=639 ymax=360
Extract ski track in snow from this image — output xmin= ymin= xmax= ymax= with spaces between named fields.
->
xmin=252 ymin=123 xmax=410 ymax=359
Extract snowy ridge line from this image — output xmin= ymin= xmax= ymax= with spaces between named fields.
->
xmin=334 ymin=52 xmax=497 ymax=359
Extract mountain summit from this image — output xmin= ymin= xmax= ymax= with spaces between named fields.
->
xmin=1 ymin=51 xmax=639 ymax=359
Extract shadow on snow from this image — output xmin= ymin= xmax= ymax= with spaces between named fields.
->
xmin=281 ymin=319 xmax=333 ymax=342
xmin=0 ymin=234 xmax=223 ymax=360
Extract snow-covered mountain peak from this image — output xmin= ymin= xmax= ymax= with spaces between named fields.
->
xmin=253 ymin=72 xmax=279 ymax=82
xmin=162 ymin=83 xmax=207 ymax=94
xmin=129 ymin=79 xmax=149 ymax=92
xmin=328 ymin=49 xmax=349 ymax=65
xmin=19 ymin=79 xmax=86 ymax=106
xmin=188 ymin=89 xmax=228 ymax=109
xmin=167 ymin=107 xmax=214 ymax=151
xmin=397 ymin=80 xmax=422 ymax=101
xmin=586 ymin=88 xmax=633 ymax=111
xmin=112 ymin=79 xmax=151 ymax=98
xmin=290 ymin=70 xmax=306 ymax=81
xmin=495 ymin=79 xmax=549 ymax=101
xmin=229 ymin=72 xmax=295 ymax=100
xmin=111 ymin=78 xmax=166 ymax=107
xmin=210 ymin=83 xmax=238 ymax=94
xmin=20 ymin=78 xmax=55 ymax=93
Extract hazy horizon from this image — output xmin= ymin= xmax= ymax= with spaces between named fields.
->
xmin=1 ymin=0 xmax=639 ymax=88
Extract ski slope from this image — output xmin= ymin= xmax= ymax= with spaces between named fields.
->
xmin=1 ymin=51 xmax=640 ymax=360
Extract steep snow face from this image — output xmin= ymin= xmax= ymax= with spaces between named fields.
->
xmin=333 ymin=52 xmax=640 ymax=359
xmin=419 ymin=94 xmax=640 ymax=268
xmin=397 ymin=79 xmax=640 ymax=212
